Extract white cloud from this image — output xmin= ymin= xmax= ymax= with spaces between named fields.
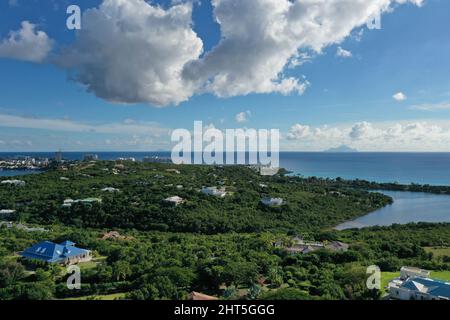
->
xmin=57 ymin=0 xmax=203 ymax=106
xmin=286 ymin=119 xmax=450 ymax=151
xmin=410 ymin=102 xmax=450 ymax=111
xmin=0 ymin=113 xmax=169 ymax=136
xmin=54 ymin=0 xmax=423 ymax=106
xmin=235 ymin=111 xmax=251 ymax=123
xmin=0 ymin=21 xmax=53 ymax=63
xmin=287 ymin=124 xmax=311 ymax=140
xmin=393 ymin=92 xmax=407 ymax=101
xmin=336 ymin=47 xmax=352 ymax=58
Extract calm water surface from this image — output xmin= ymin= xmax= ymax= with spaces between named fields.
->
xmin=335 ymin=191 xmax=450 ymax=230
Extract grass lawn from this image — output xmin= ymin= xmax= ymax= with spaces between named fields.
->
xmin=424 ymin=247 xmax=450 ymax=258
xmin=381 ymin=270 xmax=450 ymax=293
xmin=78 ymin=255 xmax=107 ymax=270
xmin=65 ymin=292 xmax=127 ymax=300
xmin=430 ymin=271 xmax=450 ymax=281
xmin=381 ymin=272 xmax=400 ymax=293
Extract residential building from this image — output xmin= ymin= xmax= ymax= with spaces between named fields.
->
xmin=62 ymin=198 xmax=102 ymax=208
xmin=400 ymin=266 xmax=431 ymax=280
xmin=164 ymin=196 xmax=185 ymax=206
xmin=102 ymin=187 xmax=120 ymax=193
xmin=0 ymin=209 xmax=16 ymax=219
xmin=260 ymin=197 xmax=283 ymax=206
xmin=21 ymin=240 xmax=92 ymax=265
xmin=325 ymin=241 xmax=350 ymax=252
xmin=389 ymin=277 xmax=450 ymax=300
xmin=201 ymin=187 xmax=227 ymax=198
xmin=1 ymin=179 xmax=26 ymax=187
xmin=188 ymin=291 xmax=218 ymax=301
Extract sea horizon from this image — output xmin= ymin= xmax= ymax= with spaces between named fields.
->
xmin=3 ymin=151 xmax=450 ymax=186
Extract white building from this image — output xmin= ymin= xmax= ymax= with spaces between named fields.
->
xmin=101 ymin=187 xmax=120 ymax=193
xmin=389 ymin=277 xmax=450 ymax=300
xmin=261 ymin=197 xmax=283 ymax=206
xmin=1 ymin=180 xmax=26 ymax=187
xmin=201 ymin=187 xmax=227 ymax=198
xmin=0 ymin=209 xmax=16 ymax=219
xmin=62 ymin=198 xmax=102 ymax=208
xmin=164 ymin=196 xmax=185 ymax=206
xmin=388 ymin=267 xmax=450 ymax=300
xmin=400 ymin=266 xmax=431 ymax=280
xmin=62 ymin=199 xmax=74 ymax=208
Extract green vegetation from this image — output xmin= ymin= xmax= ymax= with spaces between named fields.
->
xmin=0 ymin=161 xmax=448 ymax=300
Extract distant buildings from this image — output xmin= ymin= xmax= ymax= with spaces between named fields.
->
xmin=201 ymin=187 xmax=227 ymax=198
xmin=389 ymin=267 xmax=450 ymax=300
xmin=1 ymin=179 xmax=26 ymax=187
xmin=260 ymin=197 xmax=283 ymax=206
xmin=0 ymin=157 xmax=49 ymax=170
xmin=143 ymin=156 xmax=172 ymax=164
xmin=83 ymin=154 xmax=99 ymax=161
xmin=117 ymin=157 xmax=136 ymax=162
xmin=164 ymin=196 xmax=185 ymax=206
xmin=55 ymin=150 xmax=63 ymax=163
xmin=21 ymin=240 xmax=91 ymax=265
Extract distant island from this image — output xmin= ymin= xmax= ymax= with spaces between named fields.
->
xmin=324 ymin=145 xmax=359 ymax=153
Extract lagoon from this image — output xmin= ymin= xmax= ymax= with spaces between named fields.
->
xmin=335 ymin=190 xmax=450 ymax=230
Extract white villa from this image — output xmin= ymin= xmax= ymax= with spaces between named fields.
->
xmin=1 ymin=179 xmax=26 ymax=187
xmin=62 ymin=198 xmax=102 ymax=208
xmin=388 ymin=267 xmax=450 ymax=300
xmin=101 ymin=187 xmax=120 ymax=193
xmin=164 ymin=196 xmax=185 ymax=206
xmin=261 ymin=197 xmax=284 ymax=206
xmin=201 ymin=187 xmax=227 ymax=198
xmin=0 ymin=209 xmax=16 ymax=219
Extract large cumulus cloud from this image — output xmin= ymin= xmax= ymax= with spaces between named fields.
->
xmin=57 ymin=0 xmax=203 ymax=106
xmin=0 ymin=0 xmax=425 ymax=106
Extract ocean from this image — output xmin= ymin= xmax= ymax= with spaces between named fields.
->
xmin=2 ymin=152 xmax=450 ymax=186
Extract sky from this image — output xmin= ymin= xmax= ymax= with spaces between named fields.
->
xmin=0 ymin=0 xmax=449 ymax=152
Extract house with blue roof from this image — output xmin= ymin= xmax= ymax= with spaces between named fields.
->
xmin=21 ymin=240 xmax=92 ymax=265
xmin=389 ymin=267 xmax=450 ymax=300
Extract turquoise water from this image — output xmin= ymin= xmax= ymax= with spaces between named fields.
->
xmin=335 ymin=191 xmax=450 ymax=230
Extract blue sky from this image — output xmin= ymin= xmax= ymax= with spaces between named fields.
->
xmin=0 ymin=0 xmax=449 ymax=151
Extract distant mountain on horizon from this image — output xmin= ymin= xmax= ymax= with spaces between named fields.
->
xmin=324 ymin=145 xmax=359 ymax=153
